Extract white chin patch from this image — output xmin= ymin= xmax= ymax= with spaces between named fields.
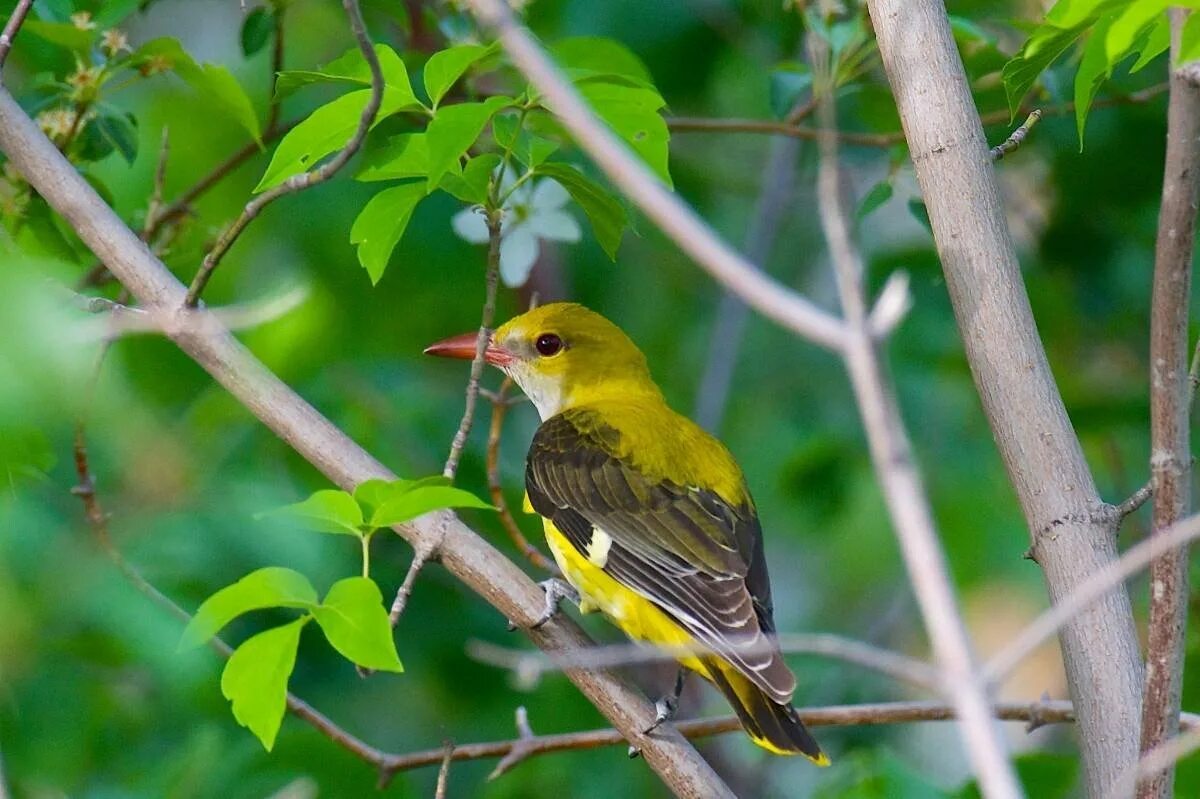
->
xmin=505 ymin=364 xmax=564 ymax=420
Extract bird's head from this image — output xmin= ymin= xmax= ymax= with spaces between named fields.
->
xmin=425 ymin=302 xmax=659 ymax=419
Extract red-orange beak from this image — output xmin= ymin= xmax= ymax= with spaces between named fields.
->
xmin=423 ymin=331 xmax=515 ymax=367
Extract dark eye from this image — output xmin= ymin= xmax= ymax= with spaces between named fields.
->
xmin=535 ymin=333 xmax=563 ymax=357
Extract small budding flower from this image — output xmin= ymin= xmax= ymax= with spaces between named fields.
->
xmin=101 ymin=29 xmax=129 ymax=57
xmin=69 ymin=11 xmax=96 ymax=30
xmin=36 ymin=107 xmax=78 ymax=141
xmin=137 ymin=54 xmax=172 ymax=77
xmin=67 ymin=63 xmax=103 ymax=103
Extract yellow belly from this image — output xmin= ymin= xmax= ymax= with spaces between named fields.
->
xmin=542 ymin=518 xmax=708 ymax=676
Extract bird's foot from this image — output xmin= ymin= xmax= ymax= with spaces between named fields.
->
xmin=508 ymin=578 xmax=579 ymax=630
xmin=642 ymin=668 xmax=687 ymax=735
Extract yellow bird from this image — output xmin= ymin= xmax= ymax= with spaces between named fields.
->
xmin=426 ymin=302 xmax=827 ymax=764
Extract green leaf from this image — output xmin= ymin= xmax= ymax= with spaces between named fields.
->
xmin=1002 ymin=19 xmax=1092 ymax=119
xmin=132 ymin=38 xmax=262 ymax=144
xmin=550 ymin=37 xmax=653 ymax=84
xmin=425 ymin=96 xmax=513 ymax=191
xmin=1131 ymin=13 xmax=1170 ymax=71
xmin=423 ymin=43 xmax=495 ymax=108
xmin=180 ymin=567 xmax=318 ymax=650
xmin=22 ymin=20 xmax=96 ymax=52
xmin=1074 ymin=14 xmax=1119 ymax=148
xmin=493 ymin=113 xmax=559 ymax=169
xmin=94 ymin=0 xmax=143 ymax=27
xmin=769 ymin=62 xmax=813 ymax=119
xmin=534 ymin=163 xmax=628 ymax=260
xmin=439 ymin=153 xmax=501 ymax=204
xmin=240 ymin=7 xmax=274 ymax=58
xmin=355 ymin=477 xmax=453 ymax=520
xmin=369 ymin=483 xmax=493 ymax=528
xmin=1180 ymin=11 xmax=1200 ymax=64
xmin=273 ymin=43 xmax=418 ymax=106
xmin=1045 ymin=0 xmax=1127 ymax=28
xmin=220 ymin=617 xmax=307 ymax=751
xmin=255 ymin=86 xmax=421 ymax=192
xmin=356 ymin=133 xmax=431 ymax=182
xmin=311 ymin=577 xmax=403 ymax=671
xmin=349 ymin=182 xmax=427 ymax=284
xmin=93 ymin=114 xmax=138 ymax=165
xmin=258 ymin=489 xmax=364 ymax=537
xmin=856 ymin=180 xmax=894 ymax=220
xmin=1105 ymin=0 xmax=1166 ymax=63
xmin=576 ymin=83 xmax=672 ymax=187
xmin=908 ymin=198 xmax=932 ymax=234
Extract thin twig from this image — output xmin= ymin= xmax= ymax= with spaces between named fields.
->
xmin=666 ymin=83 xmax=1169 ymax=149
xmin=388 ymin=545 xmax=435 ymax=627
xmin=183 ymin=0 xmax=382 ymax=307
xmin=444 ymin=212 xmax=502 ymax=478
xmin=466 ymin=0 xmax=847 ymax=352
xmin=378 ymin=698 xmax=1200 ymax=781
xmin=265 ymin=3 xmax=286 ymax=134
xmin=145 ymin=127 xmax=171 ymax=235
xmin=489 ymin=706 xmax=537 ymax=780
xmin=434 ymin=740 xmax=454 ymax=799
xmin=485 ymin=377 xmax=557 ymax=572
xmin=990 ymin=110 xmax=1042 ymax=162
xmin=1118 ymin=728 xmax=1200 ymax=799
xmin=986 ymin=511 xmax=1200 ymax=685
xmin=812 ymin=40 xmax=1020 ymax=797
xmin=1117 ymin=483 xmax=1155 ymax=519
xmin=467 ymin=632 xmax=940 ymax=691
xmin=1139 ymin=13 xmax=1199 ymax=799
xmin=78 ymin=117 xmax=301 ymax=289
xmin=0 ymin=0 xmax=33 ymax=68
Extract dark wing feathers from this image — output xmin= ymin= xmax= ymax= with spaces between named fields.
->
xmin=526 ymin=411 xmax=795 ymax=703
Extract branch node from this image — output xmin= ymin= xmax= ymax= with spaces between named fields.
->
xmin=488 ymin=706 xmax=538 ymax=780
xmin=989 ymin=109 xmax=1043 ymax=162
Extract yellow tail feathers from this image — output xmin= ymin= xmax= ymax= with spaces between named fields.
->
xmin=704 ymin=659 xmax=829 ymax=765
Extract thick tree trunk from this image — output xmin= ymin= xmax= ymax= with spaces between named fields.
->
xmin=865 ymin=2 xmax=1144 ymax=795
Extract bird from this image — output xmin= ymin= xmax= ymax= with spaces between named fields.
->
xmin=425 ymin=302 xmax=827 ymax=764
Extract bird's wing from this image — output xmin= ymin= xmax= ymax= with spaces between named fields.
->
xmin=526 ymin=410 xmax=795 ymax=703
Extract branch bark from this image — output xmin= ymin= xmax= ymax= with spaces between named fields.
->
xmin=864 ymin=2 xmax=1144 ymax=795
xmin=0 ymin=84 xmax=734 ymax=799
xmin=813 ymin=74 xmax=1020 ymax=797
xmin=1139 ymin=14 xmax=1200 ymax=799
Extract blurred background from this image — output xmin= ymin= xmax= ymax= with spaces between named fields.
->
xmin=0 ymin=0 xmax=1195 ymax=796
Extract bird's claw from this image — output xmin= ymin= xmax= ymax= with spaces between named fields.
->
xmin=642 ymin=668 xmax=687 ymax=735
xmin=531 ymin=577 xmax=579 ymax=629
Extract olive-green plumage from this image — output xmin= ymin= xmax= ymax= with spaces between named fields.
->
xmin=432 ymin=302 xmax=826 ymax=763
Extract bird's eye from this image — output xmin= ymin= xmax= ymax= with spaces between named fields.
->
xmin=535 ymin=333 xmax=563 ymax=357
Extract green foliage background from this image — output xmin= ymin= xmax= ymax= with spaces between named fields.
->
xmin=0 ymin=0 xmax=1197 ymax=796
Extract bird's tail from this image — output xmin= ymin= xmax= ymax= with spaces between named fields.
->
xmin=704 ymin=659 xmax=829 ymax=765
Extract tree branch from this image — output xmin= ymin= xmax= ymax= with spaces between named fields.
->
xmin=485 ymin=377 xmax=557 ymax=573
xmin=444 ymin=211 xmax=502 ymax=478
xmin=466 ymin=632 xmax=940 ymax=691
xmin=989 ymin=110 xmax=1042 ymax=162
xmin=666 ymin=84 xmax=1168 ymax=148
xmin=0 ymin=0 xmax=33 ymax=68
xmin=464 ymin=0 xmax=847 ymax=353
xmin=865 ymin=2 xmax=1144 ymax=794
xmin=378 ymin=698 xmax=1200 ymax=780
xmin=812 ymin=56 xmax=1020 ymax=796
xmin=183 ymin=0 xmax=382 ymax=307
xmin=1139 ymin=15 xmax=1200 ymax=799
xmin=0 ymin=82 xmax=734 ymax=799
